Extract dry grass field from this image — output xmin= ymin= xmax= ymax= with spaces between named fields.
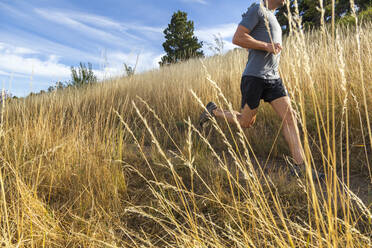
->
xmin=0 ymin=6 xmax=371 ymax=248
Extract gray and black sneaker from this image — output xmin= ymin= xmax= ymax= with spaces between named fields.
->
xmin=199 ymin=101 xmax=217 ymax=128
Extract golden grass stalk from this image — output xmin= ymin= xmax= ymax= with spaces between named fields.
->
xmin=0 ymin=1 xmax=371 ymax=246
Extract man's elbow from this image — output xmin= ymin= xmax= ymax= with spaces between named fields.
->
xmin=232 ymin=36 xmax=240 ymax=46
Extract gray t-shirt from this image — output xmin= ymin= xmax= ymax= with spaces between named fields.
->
xmin=239 ymin=3 xmax=282 ymax=79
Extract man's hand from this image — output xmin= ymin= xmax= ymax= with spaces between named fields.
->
xmin=232 ymin=25 xmax=283 ymax=54
xmin=265 ymin=43 xmax=282 ymax=54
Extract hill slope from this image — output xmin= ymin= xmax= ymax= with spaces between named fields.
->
xmin=1 ymin=24 xmax=371 ymax=247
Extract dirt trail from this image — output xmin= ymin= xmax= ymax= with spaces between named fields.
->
xmin=229 ymin=157 xmax=372 ymax=209
xmin=126 ymin=144 xmax=371 ymax=210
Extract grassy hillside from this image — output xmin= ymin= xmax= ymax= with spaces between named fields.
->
xmin=0 ymin=21 xmax=371 ymax=247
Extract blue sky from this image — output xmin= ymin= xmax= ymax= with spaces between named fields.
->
xmin=0 ymin=0 xmax=256 ymax=97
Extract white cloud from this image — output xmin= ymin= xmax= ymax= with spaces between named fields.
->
xmin=0 ymin=43 xmax=70 ymax=79
xmin=61 ymin=11 xmax=163 ymax=34
xmin=0 ymin=2 xmax=29 ymax=19
xmin=0 ymin=70 xmax=8 ymax=76
xmin=34 ymin=8 xmax=163 ymax=47
xmin=34 ymin=9 xmax=144 ymax=46
xmin=1 ymin=5 xmax=164 ymax=82
xmin=0 ymin=70 xmax=28 ymax=78
xmin=0 ymin=42 xmax=163 ymax=82
xmin=0 ymin=42 xmax=163 ymax=97
xmin=0 ymin=42 xmax=38 ymax=55
xmin=181 ymin=0 xmax=208 ymax=5
xmin=0 ymin=31 xmax=102 ymax=64
xmin=67 ymin=12 xmax=125 ymax=30
xmin=196 ymin=23 xmax=237 ymax=41
xmin=95 ymin=50 xmax=163 ymax=79
xmin=195 ymin=23 xmax=239 ymax=55
xmin=0 ymin=54 xmax=70 ymax=79
xmin=12 ymin=47 xmax=39 ymax=55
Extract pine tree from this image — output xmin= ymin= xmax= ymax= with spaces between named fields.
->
xmin=160 ymin=11 xmax=204 ymax=66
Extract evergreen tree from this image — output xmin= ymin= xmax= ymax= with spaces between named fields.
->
xmin=160 ymin=11 xmax=204 ymax=66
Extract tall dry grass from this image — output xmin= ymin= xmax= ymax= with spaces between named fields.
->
xmin=0 ymin=3 xmax=371 ymax=247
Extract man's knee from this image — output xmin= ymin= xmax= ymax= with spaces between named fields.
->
xmin=241 ymin=122 xmax=251 ymax=128
xmin=240 ymin=115 xmax=256 ymax=128
xmin=283 ymin=110 xmax=297 ymax=127
xmin=240 ymin=105 xmax=258 ymax=129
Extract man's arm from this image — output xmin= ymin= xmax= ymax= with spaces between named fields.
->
xmin=232 ymin=25 xmax=281 ymax=54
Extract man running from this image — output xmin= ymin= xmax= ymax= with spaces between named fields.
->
xmin=199 ymin=0 xmax=324 ymax=180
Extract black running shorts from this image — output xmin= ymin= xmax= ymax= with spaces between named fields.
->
xmin=240 ymin=76 xmax=288 ymax=109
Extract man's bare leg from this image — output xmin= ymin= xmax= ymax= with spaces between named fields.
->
xmin=269 ymin=96 xmax=305 ymax=165
xmin=270 ymin=96 xmax=325 ymax=180
xmin=213 ymin=104 xmax=258 ymax=129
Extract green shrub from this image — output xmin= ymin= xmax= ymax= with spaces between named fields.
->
xmin=359 ymin=6 xmax=372 ymax=22
xmin=338 ymin=6 xmax=372 ymax=26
